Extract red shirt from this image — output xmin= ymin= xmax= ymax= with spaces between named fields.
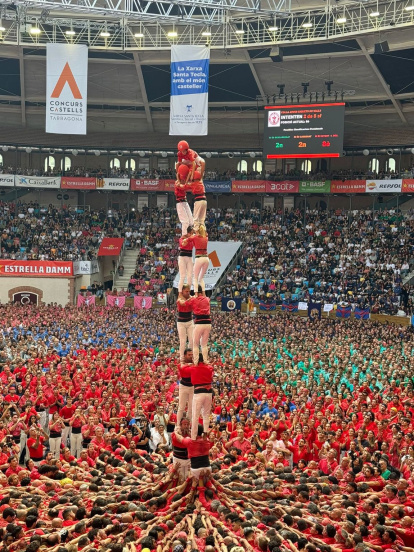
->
xmin=189 ymin=295 xmax=210 ymax=317
xmin=178 ymin=148 xmax=199 ymax=166
xmin=188 ymin=235 xmax=208 ymax=255
xmin=187 ymin=180 xmax=205 ymax=197
xmin=27 ymin=436 xmax=45 ymax=459
xmin=174 ymin=183 xmax=187 ymax=201
xmin=179 ymin=236 xmax=193 ymax=252
xmin=181 ymin=436 xmax=212 ymax=458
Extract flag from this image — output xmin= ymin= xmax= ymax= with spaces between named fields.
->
xmin=77 ymin=295 xmax=96 ymax=307
xmin=282 ymin=301 xmax=298 ymax=313
xmin=259 ymin=301 xmax=276 ymax=311
xmin=157 ymin=293 xmax=167 ymax=304
xmin=221 ymin=297 xmax=242 ymax=312
xmin=308 ymin=302 xmax=321 ymax=320
xmin=134 ymin=296 xmax=153 ymax=310
xmin=336 ymin=305 xmax=352 ymax=318
xmin=248 ymin=297 xmax=255 ymax=312
xmin=355 ymin=307 xmax=370 ymax=320
xmin=106 ymin=295 xmax=126 ymax=308
xmin=97 ymin=238 xmax=124 ymax=256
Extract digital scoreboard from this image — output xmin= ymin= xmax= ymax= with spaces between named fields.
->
xmin=263 ymin=103 xmax=345 ymax=159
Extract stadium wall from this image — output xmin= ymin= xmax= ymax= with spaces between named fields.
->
xmin=1 ymin=277 xmax=75 ymax=306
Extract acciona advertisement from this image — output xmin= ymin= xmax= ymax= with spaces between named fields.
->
xmin=169 ymin=45 xmax=210 ymax=136
xmin=173 ymin=241 xmax=242 ymax=291
xmin=46 ymin=44 xmax=88 ymax=135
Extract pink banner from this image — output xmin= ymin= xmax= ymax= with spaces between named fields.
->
xmin=106 ymin=295 xmax=126 ymax=308
xmin=134 ymin=296 xmax=153 ymax=309
xmin=61 ymin=177 xmax=96 ymax=190
xmin=231 ymin=180 xmax=267 ymax=193
xmin=330 ymin=180 xmax=366 ymax=193
xmin=402 ymin=179 xmax=414 ymax=193
xmin=266 ymin=181 xmax=300 ymax=193
xmin=77 ymin=295 xmax=96 ymax=307
xmin=162 ymin=180 xmax=176 ymax=192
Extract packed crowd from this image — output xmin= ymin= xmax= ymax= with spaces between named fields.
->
xmin=0 ymin=303 xmax=413 ymax=552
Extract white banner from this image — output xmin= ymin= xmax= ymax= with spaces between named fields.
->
xmin=169 ymin=45 xmax=209 ymax=136
xmin=298 ymin=301 xmax=308 ymax=311
xmin=323 ymin=304 xmax=334 ymax=312
xmin=15 ymin=176 xmax=61 ymax=189
xmin=46 ymin=44 xmax=88 ymax=135
xmin=173 ymin=241 xmax=242 ymax=291
xmin=73 ymin=260 xmax=99 ymax=275
xmin=97 ymin=178 xmax=130 ymax=191
xmin=365 ymin=179 xmax=402 ymax=193
xmin=0 ymin=175 xmax=15 ymax=187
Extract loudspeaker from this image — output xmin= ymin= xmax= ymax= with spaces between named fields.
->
xmin=374 ymin=41 xmax=389 ymax=54
xmin=270 ymin=46 xmax=284 ymax=62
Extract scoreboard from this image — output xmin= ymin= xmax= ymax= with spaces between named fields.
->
xmin=263 ymin=103 xmax=345 ymax=159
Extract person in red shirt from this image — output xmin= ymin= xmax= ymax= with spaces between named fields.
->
xmin=171 ymin=418 xmax=191 ymax=482
xmin=190 ymin=355 xmax=213 ymax=440
xmin=177 ymin=285 xmax=194 ymax=364
xmin=188 ymin=288 xmax=211 ymax=367
xmin=185 ymin=171 xmax=206 ymax=231
xmin=60 ymin=397 xmax=76 ymax=448
xmin=178 ymin=227 xmax=194 ymax=294
xmin=27 ymin=427 xmax=47 ymax=466
xmin=175 ymin=164 xmax=194 ymax=235
xmin=185 ymin=225 xmax=209 ymax=294
xmin=176 ymin=423 xmax=212 ymax=480
xmin=176 ymin=140 xmax=205 ymax=181
xmin=177 ymin=348 xmax=194 ymax=426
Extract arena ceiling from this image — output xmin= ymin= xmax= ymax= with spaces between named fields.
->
xmin=0 ymin=0 xmax=414 ymax=147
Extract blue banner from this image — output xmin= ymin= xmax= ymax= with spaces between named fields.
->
xmin=282 ymin=301 xmax=298 ymax=313
xmin=308 ymin=302 xmax=321 ymax=320
xmin=354 ymin=307 xmax=370 ymax=320
xmin=204 ymin=181 xmax=231 ymax=193
xmin=336 ymin=305 xmax=352 ymax=318
xmin=221 ymin=297 xmax=242 ymax=312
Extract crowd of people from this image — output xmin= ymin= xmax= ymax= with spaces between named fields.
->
xmin=0 ymin=302 xmax=413 ymax=552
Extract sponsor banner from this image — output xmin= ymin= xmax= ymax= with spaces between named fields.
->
xmin=131 ymin=179 xmax=163 ymax=192
xmin=231 ymin=181 xmax=267 ymax=193
xmin=77 ymin=295 xmax=96 ymax=307
xmin=0 ymin=174 xmax=15 ymax=187
xmin=173 ymin=241 xmax=242 ymax=291
xmin=95 ymin=178 xmax=130 ymax=190
xmin=402 ymin=179 xmax=414 ymax=193
xmin=330 ymin=180 xmax=366 ymax=194
xmin=61 ymin=177 xmax=96 ymax=190
xmin=365 ymin=179 xmax=402 ymax=193
xmin=134 ymin=296 xmax=153 ymax=309
xmin=73 ymin=260 xmax=99 ymax=275
xmin=97 ymin=238 xmax=124 ymax=257
xmin=15 ymin=176 xmax=61 ymax=189
xmin=162 ymin=180 xmax=176 ymax=192
xmin=204 ymin=181 xmax=232 ymax=193
xmin=266 ymin=180 xmax=300 ymax=193
xmin=299 ymin=180 xmax=331 ymax=193
xmin=221 ymin=297 xmax=242 ymax=311
xmin=170 ymin=45 xmax=209 ymax=136
xmin=0 ymin=260 xmax=73 ymax=277
xmin=46 ymin=44 xmax=88 ymax=135
xmin=106 ymin=295 xmax=126 ymax=308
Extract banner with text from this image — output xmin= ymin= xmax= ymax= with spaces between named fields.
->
xmin=61 ymin=177 xmax=96 ymax=190
xmin=130 ymin=179 xmax=163 ymax=192
xmin=299 ymin=180 xmax=331 ymax=193
xmin=162 ymin=180 xmax=176 ymax=192
xmin=330 ymin=180 xmax=366 ymax=193
xmin=231 ymin=181 xmax=267 ymax=193
xmin=0 ymin=175 xmax=15 ymax=187
xmin=98 ymin=238 xmax=124 ymax=257
xmin=173 ymin=241 xmax=242 ymax=291
xmin=15 ymin=176 xmax=61 ymax=189
xmin=365 ymin=179 xmax=402 ymax=193
xmin=266 ymin=181 xmax=300 ymax=193
xmin=402 ymin=179 xmax=414 ymax=193
xmin=204 ymin=181 xmax=232 ymax=193
xmin=46 ymin=44 xmax=88 ymax=135
xmin=0 ymin=260 xmax=73 ymax=277
xmin=73 ymin=260 xmax=99 ymax=275
xmin=97 ymin=178 xmax=130 ymax=191
xmin=170 ymin=45 xmax=209 ymax=136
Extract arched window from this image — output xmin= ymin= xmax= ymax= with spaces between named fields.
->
xmin=44 ymin=156 xmax=55 ymax=171
xmin=237 ymin=160 xmax=247 ymax=172
xmin=301 ymin=159 xmax=311 ymax=174
xmin=61 ymin=156 xmax=71 ymax=172
xmin=126 ymin=158 xmax=136 ymax=171
xmin=386 ymin=158 xmax=396 ymax=172
xmin=0 ymin=153 xmax=3 ymax=167
xmin=253 ymin=159 xmax=263 ymax=172
xmin=369 ymin=158 xmax=379 ymax=173
xmin=110 ymin=158 xmax=121 ymax=169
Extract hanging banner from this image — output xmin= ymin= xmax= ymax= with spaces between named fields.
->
xmin=96 ymin=178 xmax=130 ymax=190
xmin=169 ymin=45 xmax=209 ymax=136
xmin=365 ymin=179 xmax=402 ymax=193
xmin=0 ymin=260 xmax=73 ymax=277
xmin=73 ymin=260 xmax=99 ymax=275
xmin=134 ymin=296 xmax=153 ymax=309
xmin=266 ymin=181 xmax=300 ymax=193
xmin=299 ymin=181 xmax=331 ymax=193
xmin=106 ymin=295 xmax=126 ymax=308
xmin=402 ymin=179 xmax=414 ymax=193
xmin=61 ymin=177 xmax=96 ymax=190
xmin=0 ymin=175 xmax=15 ymax=187
xmin=162 ymin=180 xmax=176 ymax=192
xmin=330 ymin=180 xmax=366 ymax=193
xmin=204 ymin=181 xmax=232 ymax=193
xmin=77 ymin=295 xmax=96 ymax=307
xmin=231 ymin=181 xmax=267 ymax=193
xmin=46 ymin=44 xmax=88 ymax=135
xmin=15 ymin=176 xmax=61 ymax=189
xmin=130 ymin=179 xmax=163 ymax=192
xmin=97 ymin=238 xmax=124 ymax=257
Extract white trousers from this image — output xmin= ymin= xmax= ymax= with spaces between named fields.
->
xmin=19 ymin=431 xmax=29 ymax=462
xmin=62 ymin=425 xmax=71 ymax=448
xmin=193 ymin=257 xmax=210 ymax=293
xmin=173 ymin=457 xmax=191 ymax=482
xmin=39 ymin=411 xmax=48 ymax=432
xmin=193 ymin=323 xmax=211 ymax=366
xmin=193 ymin=200 xmax=207 ymax=230
xmin=191 ymin=392 xmax=213 ymax=440
xmin=191 ymin=466 xmax=211 ymax=480
xmin=176 ymin=202 xmax=194 ymax=235
xmin=177 ymin=384 xmax=194 ymax=426
xmin=178 ymin=256 xmax=193 ymax=292
xmin=70 ymin=432 xmax=82 ymax=458
xmin=49 ymin=437 xmax=62 ymax=459
xmin=177 ymin=320 xmax=194 ymax=362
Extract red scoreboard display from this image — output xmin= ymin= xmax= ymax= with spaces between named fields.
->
xmin=263 ymin=103 xmax=345 ymax=159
